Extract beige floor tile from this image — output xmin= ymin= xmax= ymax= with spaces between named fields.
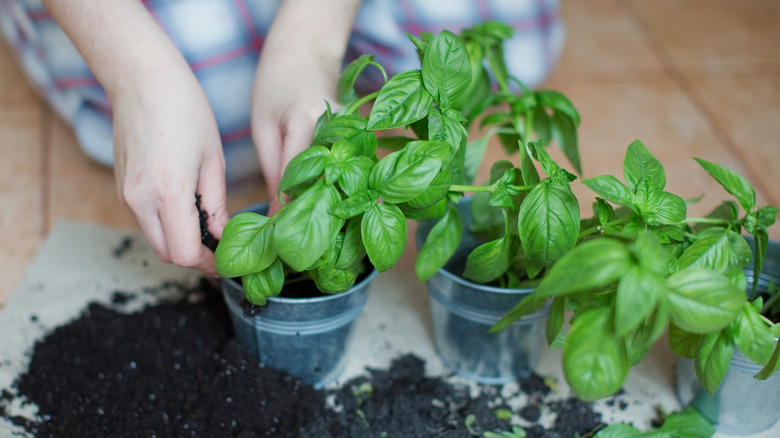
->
xmin=0 ymin=42 xmax=40 ymax=104
xmin=0 ymin=103 xmax=44 ymax=308
xmin=47 ymin=116 xmax=138 ymax=230
xmin=688 ymin=75 xmax=780 ymax=208
xmin=546 ymin=0 xmax=667 ymax=86
xmin=626 ymin=0 xmax=780 ymax=78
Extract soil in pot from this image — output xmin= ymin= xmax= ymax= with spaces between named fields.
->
xmin=1 ymin=278 xmax=613 ymax=437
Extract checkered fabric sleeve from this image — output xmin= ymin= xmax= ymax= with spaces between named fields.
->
xmin=0 ymin=0 xmax=563 ymax=187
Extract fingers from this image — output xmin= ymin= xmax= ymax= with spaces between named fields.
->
xmin=254 ymin=107 xmax=321 ymax=216
xmin=196 ymin=151 xmax=230 ymax=241
xmin=253 ymin=120 xmax=283 ymax=204
xmin=159 ymin=188 xmax=220 ymax=277
xmin=117 ymin=151 xmax=225 ymax=277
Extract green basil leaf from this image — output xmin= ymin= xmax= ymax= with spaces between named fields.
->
xmin=486 ymin=42 xmax=510 ymax=92
xmin=215 ymin=212 xmax=276 ymax=278
xmin=668 ymin=323 xmax=703 ymax=360
xmin=312 ymin=264 xmax=360 ymax=294
xmin=406 ymin=32 xmax=429 ymax=59
xmin=582 ymin=175 xmax=635 ymax=207
xmin=638 ymin=191 xmax=687 ymax=225
xmin=695 ymin=157 xmax=756 ymax=212
xmin=596 ymin=198 xmax=615 ymax=226
xmin=274 ymin=181 xmax=344 ymax=272
xmin=422 ymin=30 xmax=472 ymax=103
xmin=490 ymin=169 xmax=522 ymax=210
xmin=734 ymin=301 xmax=777 ymax=365
xmin=480 ymin=111 xmax=509 ymax=129
xmin=631 ymin=231 xmax=674 ymax=277
xmin=337 ymin=156 xmax=375 ymax=196
xmin=336 ymin=217 xmax=367 ymax=270
xmin=313 ymin=114 xmax=377 ymax=157
xmin=369 ymin=140 xmax=450 ymax=203
xmin=463 ymin=235 xmax=518 ymax=284
xmin=757 ymin=205 xmax=779 ymax=228
xmin=362 ymin=203 xmax=407 ymax=272
xmin=527 ymin=140 xmax=560 ymax=177
xmin=367 ymin=70 xmax=434 ymax=130
xmin=623 ymin=139 xmax=666 ymax=193
xmin=546 ymin=297 xmax=566 ymax=347
xmin=695 ymin=330 xmax=735 ymax=394
xmin=278 ymin=146 xmax=330 ymax=198
xmin=752 ymin=227 xmax=769 ymax=295
xmin=626 ymin=301 xmax=670 ymax=366
xmin=311 ymin=103 xmax=333 ymax=140
xmin=666 ymin=268 xmax=744 ymax=334
xmin=517 ymin=181 xmax=581 ymax=278
xmin=416 ymin=205 xmax=462 ymax=282
xmin=550 ymin=111 xmax=581 ymax=175
xmin=241 ymin=258 xmax=284 ymax=306
xmin=754 ymin=340 xmax=780 ymax=380
xmin=333 ymin=191 xmax=375 ymax=219
xmin=491 ymin=295 xmax=548 ymax=333
xmin=534 ymin=238 xmax=632 ymax=297
xmin=614 ymin=265 xmax=663 ymax=336
xmin=678 ymin=230 xmax=750 ymax=274
xmin=654 ymin=406 xmax=715 ymax=438
xmin=427 ymin=108 xmax=466 ymax=168
xmin=563 ymin=307 xmax=628 ymax=402
xmin=337 ymin=54 xmax=377 ymax=105
xmin=532 ymin=105 xmax=552 ymax=146
xmin=537 ymin=89 xmax=581 ymax=126
xmin=399 ymin=197 xmax=448 ymax=221
xmin=329 ymin=139 xmax=357 ymax=162
xmin=405 ymin=166 xmax=453 ymax=209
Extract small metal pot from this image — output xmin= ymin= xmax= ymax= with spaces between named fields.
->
xmin=221 ymin=203 xmax=377 ymax=387
xmin=675 ymin=237 xmax=780 ymax=435
xmin=417 ymin=198 xmax=549 ymax=384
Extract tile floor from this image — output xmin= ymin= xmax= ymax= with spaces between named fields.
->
xmin=1 ymin=0 xmax=779 ymax=309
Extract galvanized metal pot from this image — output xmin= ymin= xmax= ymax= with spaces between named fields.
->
xmin=675 ymin=237 xmax=780 ymax=435
xmin=221 ymin=203 xmax=377 ymax=387
xmin=417 ymin=198 xmax=549 ymax=384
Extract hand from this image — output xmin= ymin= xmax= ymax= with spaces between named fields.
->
xmin=113 ymin=67 xmax=230 ymax=276
xmin=251 ymin=0 xmax=362 ymax=214
xmin=251 ymin=44 xmax=340 ymax=214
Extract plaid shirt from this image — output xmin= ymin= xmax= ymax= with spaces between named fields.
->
xmin=1 ymin=0 xmax=563 ymax=187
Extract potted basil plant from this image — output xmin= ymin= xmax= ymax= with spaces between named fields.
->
xmin=490 ymin=139 xmax=780 ymax=433
xmin=402 ymin=24 xmax=584 ymax=383
xmin=214 ymin=22 xmax=547 ymax=386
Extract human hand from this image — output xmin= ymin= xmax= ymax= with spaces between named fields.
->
xmin=251 ymin=45 xmax=341 ymax=214
xmin=251 ymin=0 xmax=362 ymax=214
xmin=112 ymin=67 xmax=230 ymax=276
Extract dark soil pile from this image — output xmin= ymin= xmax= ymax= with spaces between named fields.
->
xmin=1 ymin=279 xmax=606 ymax=438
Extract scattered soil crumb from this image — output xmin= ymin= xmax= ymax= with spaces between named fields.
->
xmin=112 ymin=236 xmax=133 ymax=258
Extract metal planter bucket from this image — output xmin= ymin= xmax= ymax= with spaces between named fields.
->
xmin=417 ymin=199 xmax=549 ymax=384
xmin=221 ymin=203 xmax=377 ymax=387
xmin=675 ymin=237 xmax=780 ymax=435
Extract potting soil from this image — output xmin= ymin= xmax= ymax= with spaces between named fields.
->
xmin=1 ymin=279 xmax=608 ymax=437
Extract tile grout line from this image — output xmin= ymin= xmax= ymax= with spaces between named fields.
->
xmin=41 ymin=108 xmax=52 ymax=237
xmin=619 ymin=0 xmax=779 ymax=207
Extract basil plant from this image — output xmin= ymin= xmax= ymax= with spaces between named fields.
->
xmin=492 ymin=140 xmax=780 ymax=402
xmin=214 ymin=21 xmax=582 ymax=305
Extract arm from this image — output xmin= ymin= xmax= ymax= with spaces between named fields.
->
xmin=43 ymin=0 xmax=230 ymax=276
xmin=252 ymin=0 xmax=362 ymax=213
